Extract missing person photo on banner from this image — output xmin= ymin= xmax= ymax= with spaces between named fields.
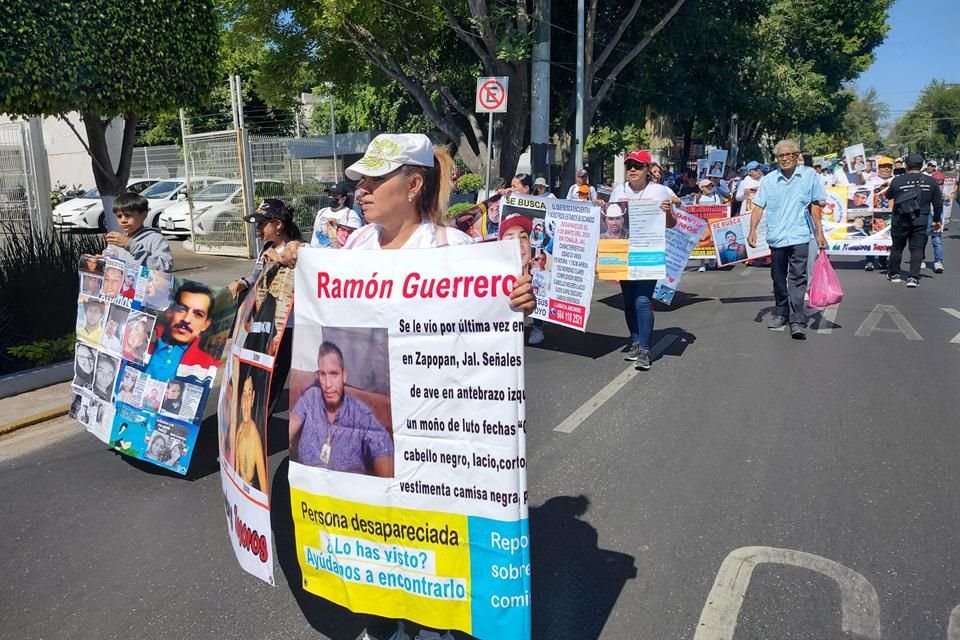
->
xmin=218 ymin=263 xmax=296 ymax=586
xmin=709 ymin=215 xmax=770 ymax=266
xmin=821 ymin=186 xmax=891 ymax=255
xmin=706 ymin=149 xmax=728 ymax=178
xmin=287 ymin=242 xmax=530 ymax=639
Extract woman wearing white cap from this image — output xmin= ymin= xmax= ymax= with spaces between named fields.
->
xmin=533 ymin=177 xmax=555 ymax=198
xmin=344 ymin=134 xmax=534 ymax=640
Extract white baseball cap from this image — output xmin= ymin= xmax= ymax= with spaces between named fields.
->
xmin=345 ymin=133 xmax=435 ymax=180
xmin=605 ymin=203 xmax=624 ymax=219
xmin=534 ymin=177 xmax=548 ymax=187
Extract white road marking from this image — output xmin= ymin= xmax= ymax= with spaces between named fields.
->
xmin=941 ymin=308 xmax=960 ymax=344
xmin=553 ymin=334 xmax=678 ymax=434
xmin=816 ymin=304 xmax=840 ymax=335
xmin=947 ymin=604 xmax=960 ymax=640
xmin=693 ymin=546 xmax=882 ymax=640
xmin=854 ymin=304 xmax=923 ymax=341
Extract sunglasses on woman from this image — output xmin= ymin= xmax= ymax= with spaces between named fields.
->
xmin=625 ymin=161 xmax=648 ymax=170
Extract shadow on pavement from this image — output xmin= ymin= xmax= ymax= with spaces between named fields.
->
xmin=272 ymin=462 xmax=637 ymax=640
xmin=720 ymin=294 xmax=775 ymax=305
xmin=526 ymin=325 xmax=628 ymax=359
xmin=653 ymin=327 xmax=696 ymax=359
xmin=653 ymin=290 xmax=714 ymax=312
xmin=531 ymin=495 xmax=637 ymax=639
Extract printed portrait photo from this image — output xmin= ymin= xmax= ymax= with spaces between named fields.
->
xmin=714 ymin=225 xmax=748 ymax=267
xmin=78 ymin=255 xmax=104 ymax=275
xmin=122 ymin=311 xmax=156 ymax=365
xmin=80 ymin=273 xmax=103 ymax=297
xmin=101 ymin=304 xmax=131 ymax=356
xmin=226 ymin=362 xmax=270 ymax=493
xmin=115 ymin=365 xmax=143 ymax=407
xmin=101 ymin=262 xmax=125 ymax=299
xmin=144 ymin=419 xmax=191 ymax=472
xmin=142 ymin=268 xmax=174 ymax=311
xmin=92 ymin=351 xmax=120 ymax=402
xmin=76 ymin=296 xmax=107 ymax=346
xmin=289 ymin=326 xmax=393 ymax=478
xmin=73 ymin=342 xmax=97 ymax=390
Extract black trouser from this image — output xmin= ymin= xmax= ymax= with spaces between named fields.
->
xmin=889 ymin=218 xmax=927 ymax=280
xmin=770 ymin=242 xmax=809 ymax=325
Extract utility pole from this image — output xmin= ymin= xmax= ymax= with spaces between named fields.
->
xmin=575 ymin=0 xmax=585 ymax=172
xmin=531 ymin=0 xmax=551 ymax=183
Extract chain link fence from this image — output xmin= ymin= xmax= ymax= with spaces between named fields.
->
xmin=129 ymin=145 xmax=185 ymax=180
xmin=0 ymin=121 xmax=42 ymax=244
xmin=249 ymin=135 xmax=341 ymax=236
xmin=179 ymin=130 xmax=252 ymax=256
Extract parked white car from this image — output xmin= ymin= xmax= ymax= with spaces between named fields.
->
xmin=51 ymin=179 xmax=158 ymax=231
xmin=140 ymin=176 xmax=226 ymax=228
xmin=158 ymin=179 xmax=285 ymax=237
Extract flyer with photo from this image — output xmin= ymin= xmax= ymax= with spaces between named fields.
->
xmin=710 ymin=216 xmax=770 ymax=266
xmin=289 ymin=242 xmax=530 ymax=639
xmin=685 ymin=204 xmax=730 ymax=259
xmin=499 ymin=193 xmax=601 ymax=331
xmin=71 ymin=255 xmax=238 ymax=475
xmin=218 ymin=264 xmax=296 ymax=585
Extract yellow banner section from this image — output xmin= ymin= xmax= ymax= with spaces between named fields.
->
xmin=597 ymin=239 xmax=630 ymax=280
xmin=291 ymin=490 xmax=473 ymax=631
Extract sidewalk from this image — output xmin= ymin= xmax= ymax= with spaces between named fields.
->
xmin=0 ymin=382 xmax=73 ymax=436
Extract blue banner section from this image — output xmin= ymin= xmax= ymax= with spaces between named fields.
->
xmin=627 ymin=251 xmax=665 ymax=267
xmin=468 ymin=516 xmax=531 ymax=640
xmin=598 ymin=256 xmax=628 ymax=265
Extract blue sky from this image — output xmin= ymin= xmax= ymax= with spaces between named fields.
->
xmin=856 ymin=0 xmax=960 ymax=124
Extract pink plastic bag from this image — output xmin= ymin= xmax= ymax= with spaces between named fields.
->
xmin=809 ymin=250 xmax=843 ymax=308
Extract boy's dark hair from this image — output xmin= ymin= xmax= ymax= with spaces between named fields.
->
xmin=113 ymin=193 xmax=149 ymax=216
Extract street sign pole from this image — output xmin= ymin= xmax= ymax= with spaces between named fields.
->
xmin=485 ymin=112 xmax=494 ymax=196
xmin=475 ymin=76 xmax=509 ymax=198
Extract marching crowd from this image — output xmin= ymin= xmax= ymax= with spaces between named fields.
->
xmin=77 ymin=132 xmax=950 ymax=640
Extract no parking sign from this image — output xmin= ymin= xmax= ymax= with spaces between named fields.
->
xmin=476 ymin=77 xmax=509 ymax=113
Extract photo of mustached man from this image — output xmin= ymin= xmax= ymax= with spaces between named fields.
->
xmin=144 ymin=282 xmax=219 ymax=384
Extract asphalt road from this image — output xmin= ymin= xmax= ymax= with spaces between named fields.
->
xmin=2 ymin=233 xmax=959 ymax=640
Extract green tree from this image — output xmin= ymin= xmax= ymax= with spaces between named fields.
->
xmin=735 ymin=0 xmax=893 ymax=156
xmin=890 ymin=81 xmax=960 ymax=159
xmin=0 ymin=1 xmax=220 ymax=229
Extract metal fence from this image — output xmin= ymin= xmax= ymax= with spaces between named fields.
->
xmin=0 ymin=121 xmax=42 ymax=242
xmin=129 ymin=145 xmax=185 ymax=180
xmin=180 ymin=130 xmax=253 ymax=256
xmin=249 ymin=135 xmax=341 ymax=236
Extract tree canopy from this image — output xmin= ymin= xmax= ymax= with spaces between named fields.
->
xmin=890 ymin=81 xmax=960 ymax=159
xmin=0 ymin=0 xmax=220 ymax=207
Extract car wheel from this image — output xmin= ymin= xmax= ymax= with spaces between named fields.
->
xmin=97 ymin=212 xmax=106 ymax=232
xmin=151 ymin=212 xmax=162 ymax=228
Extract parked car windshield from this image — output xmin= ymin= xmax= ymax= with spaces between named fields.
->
xmin=141 ymin=180 xmax=183 ymax=199
xmin=81 ymin=187 xmax=100 ymax=198
xmin=194 ymin=182 xmax=239 ymax=202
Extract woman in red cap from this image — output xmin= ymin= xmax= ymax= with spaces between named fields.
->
xmin=609 ymin=149 xmax=680 ymax=370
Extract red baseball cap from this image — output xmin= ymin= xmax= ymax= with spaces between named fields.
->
xmin=625 ymin=149 xmax=652 ymax=165
xmin=499 ymin=213 xmax=533 ymax=240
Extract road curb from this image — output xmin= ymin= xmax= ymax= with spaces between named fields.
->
xmin=0 ymin=406 xmax=70 ymax=437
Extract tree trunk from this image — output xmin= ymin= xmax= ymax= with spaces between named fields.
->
xmin=82 ymin=112 xmax=138 ymax=233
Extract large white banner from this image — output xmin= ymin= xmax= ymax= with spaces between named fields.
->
xmin=289 ymin=242 xmax=530 ymax=639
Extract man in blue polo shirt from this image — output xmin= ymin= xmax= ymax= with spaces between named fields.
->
xmin=748 ymin=139 xmax=827 ymax=339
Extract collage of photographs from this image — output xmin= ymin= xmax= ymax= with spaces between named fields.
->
xmin=71 ymin=255 xmax=236 ymax=475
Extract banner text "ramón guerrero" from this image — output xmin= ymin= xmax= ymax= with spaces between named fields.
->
xmin=318 ymin=272 xmax=518 ymax=300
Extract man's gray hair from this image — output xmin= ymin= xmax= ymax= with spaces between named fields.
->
xmin=773 ymin=139 xmax=800 ymax=155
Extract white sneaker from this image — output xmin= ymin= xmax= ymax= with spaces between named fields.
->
xmin=697 ymin=264 xmax=706 ymax=272
xmin=934 ymin=261 xmax=944 ymax=273
xmin=528 ymin=326 xmax=545 ymax=345
xmin=920 ymin=261 xmax=926 ymax=269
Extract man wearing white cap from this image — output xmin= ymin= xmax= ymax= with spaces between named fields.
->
xmin=533 ymin=177 xmax=556 ymax=198
xmin=600 ymin=203 xmax=627 ymax=239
